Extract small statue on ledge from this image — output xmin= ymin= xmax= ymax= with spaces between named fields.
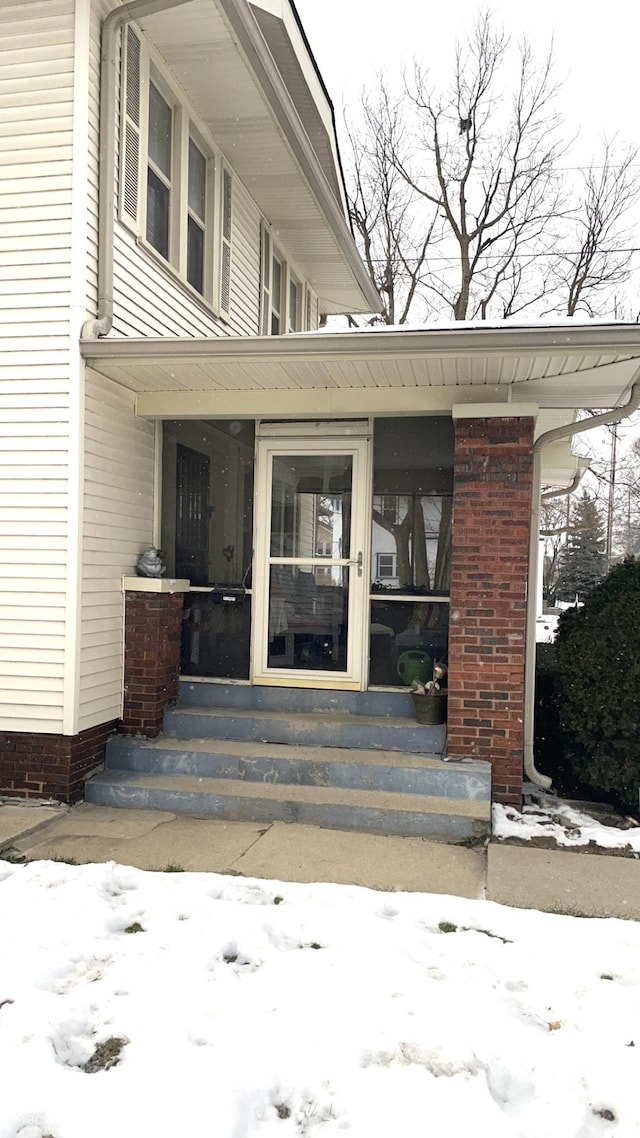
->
xmin=136 ymin=546 xmax=166 ymax=578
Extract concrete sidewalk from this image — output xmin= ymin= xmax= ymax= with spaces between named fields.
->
xmin=2 ymin=801 xmax=639 ymax=918
xmin=1 ymin=801 xmax=486 ymax=897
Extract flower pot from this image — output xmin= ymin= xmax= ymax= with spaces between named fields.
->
xmin=412 ymin=690 xmax=447 ymax=725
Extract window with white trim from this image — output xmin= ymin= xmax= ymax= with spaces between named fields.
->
xmin=288 ymin=274 xmax=301 ymax=332
xmin=120 ymin=25 xmax=231 ymax=313
xmin=259 ymin=221 xmax=317 ymax=335
xmin=375 ymin=553 xmax=398 ymax=580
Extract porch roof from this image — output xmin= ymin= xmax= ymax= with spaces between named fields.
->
xmin=81 ymin=322 xmax=640 ymax=419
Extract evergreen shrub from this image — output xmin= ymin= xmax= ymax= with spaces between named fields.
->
xmin=554 ymin=558 xmax=640 ymax=812
xmin=534 ymin=643 xmax=567 ymax=784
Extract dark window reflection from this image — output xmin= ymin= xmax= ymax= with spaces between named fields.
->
xmin=161 ymin=419 xmax=255 ymax=589
xmin=181 ymin=592 xmax=251 ymax=679
xmin=371 ymin=418 xmax=454 ymax=594
xmin=268 ymin=566 xmax=347 ymax=671
xmin=369 ymin=600 xmax=449 ymax=686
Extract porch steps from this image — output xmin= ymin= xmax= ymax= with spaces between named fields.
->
xmin=85 ymin=771 xmax=490 ymax=841
xmin=85 ymin=682 xmax=492 ymax=841
xmin=163 ymin=705 xmax=446 ymax=756
xmin=100 ymin=736 xmax=489 ymax=800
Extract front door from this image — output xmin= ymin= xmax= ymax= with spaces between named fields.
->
xmin=175 ymin=444 xmax=210 ymax=585
xmin=252 ymin=425 xmax=370 ymax=689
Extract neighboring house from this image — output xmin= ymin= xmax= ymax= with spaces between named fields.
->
xmin=2 ymin=0 xmax=640 ymax=821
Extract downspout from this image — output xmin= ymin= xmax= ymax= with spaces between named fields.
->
xmin=81 ymin=0 xmax=195 ymax=339
xmin=524 ymin=371 xmax=640 ymax=788
xmin=541 ymin=466 xmax=588 ymax=501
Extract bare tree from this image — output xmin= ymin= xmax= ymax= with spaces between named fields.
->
xmin=540 ymin=496 xmax=571 ymax=602
xmin=397 ymin=7 xmax=566 ymax=319
xmin=346 ymin=82 xmax=436 ymax=325
xmin=553 ymin=139 xmax=640 ymax=317
xmin=344 ymin=6 xmax=640 ymax=324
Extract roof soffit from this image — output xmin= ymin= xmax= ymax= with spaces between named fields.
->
xmin=81 ymin=324 xmax=640 ymax=411
xmin=137 ymin=0 xmax=379 ymax=314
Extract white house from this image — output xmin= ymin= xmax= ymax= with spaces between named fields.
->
xmin=2 ymin=0 xmax=640 ymax=827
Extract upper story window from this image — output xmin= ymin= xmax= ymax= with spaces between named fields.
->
xmin=146 ymin=81 xmax=172 ymax=260
xmin=288 ymin=275 xmax=302 ymax=333
xmin=187 ymin=138 xmax=207 ymax=293
xmin=260 ymin=222 xmax=317 ymax=336
xmin=270 ymin=251 xmax=283 ymax=334
xmin=120 ymin=26 xmax=231 ymax=317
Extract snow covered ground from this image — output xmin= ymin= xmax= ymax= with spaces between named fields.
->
xmin=494 ymin=791 xmax=640 ymax=854
xmin=1 ymin=859 xmax=639 ymax=1138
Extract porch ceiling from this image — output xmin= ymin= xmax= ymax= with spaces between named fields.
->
xmin=138 ymin=0 xmax=379 ymax=314
xmin=81 ymin=323 xmax=640 ymax=415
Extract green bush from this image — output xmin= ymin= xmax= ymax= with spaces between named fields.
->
xmin=554 ymin=558 xmax=640 ymax=813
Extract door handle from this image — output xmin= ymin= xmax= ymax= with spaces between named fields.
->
xmin=351 ymin=551 xmax=363 ymax=577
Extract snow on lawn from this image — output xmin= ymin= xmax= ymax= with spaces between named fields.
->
xmin=494 ymin=792 xmax=640 ymax=854
xmin=1 ymin=861 xmax=639 ymax=1138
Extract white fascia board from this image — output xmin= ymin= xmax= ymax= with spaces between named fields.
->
xmin=451 ymin=402 xmax=539 ymax=420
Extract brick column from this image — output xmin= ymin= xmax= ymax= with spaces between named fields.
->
xmin=447 ymin=411 xmax=535 ymax=805
xmin=120 ymin=586 xmax=187 ymax=737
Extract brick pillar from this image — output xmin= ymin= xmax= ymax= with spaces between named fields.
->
xmin=447 ymin=414 xmax=535 ymax=805
xmin=120 ymin=590 xmax=186 ymax=737
xmin=0 ymin=720 xmax=117 ymax=804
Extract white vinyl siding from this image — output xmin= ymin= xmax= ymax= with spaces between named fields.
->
xmin=86 ymin=0 xmax=105 ymax=312
xmin=0 ymin=0 xmax=76 ymax=733
xmin=79 ymin=371 xmax=155 ymax=730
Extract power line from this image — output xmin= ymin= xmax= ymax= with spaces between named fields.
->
xmin=364 ymin=247 xmax=640 ymax=265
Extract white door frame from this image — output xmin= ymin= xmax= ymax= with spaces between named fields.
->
xmin=251 ymin=422 xmax=372 ymax=689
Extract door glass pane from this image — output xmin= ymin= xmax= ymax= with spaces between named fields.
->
xmin=268 ymin=566 xmax=348 ymax=671
xmin=270 ymin=455 xmax=352 ymax=559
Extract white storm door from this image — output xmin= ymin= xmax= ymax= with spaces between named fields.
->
xmin=252 ymin=432 xmax=370 ymax=688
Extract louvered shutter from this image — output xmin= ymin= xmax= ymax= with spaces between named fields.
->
xmin=219 ymin=166 xmax=232 ymax=317
xmin=120 ymin=26 xmax=142 ymax=230
xmin=260 ymin=222 xmax=271 ymax=334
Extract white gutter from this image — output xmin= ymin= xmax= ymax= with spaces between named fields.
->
xmin=81 ymin=322 xmax=640 ymax=356
xmin=524 ymin=371 xmax=640 ymax=788
xmin=82 ymin=0 xmax=195 ymax=340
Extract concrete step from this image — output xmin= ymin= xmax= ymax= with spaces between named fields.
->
xmin=85 ymin=769 xmax=491 ymax=841
xmin=179 ymin=680 xmax=416 ymax=718
xmin=105 ymin=735 xmax=490 ymax=801
xmin=164 ymin=705 xmax=446 ymax=755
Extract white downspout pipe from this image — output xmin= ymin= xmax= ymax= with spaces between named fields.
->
xmin=541 ymin=466 xmax=588 ymax=502
xmin=81 ymin=0 xmax=195 ymax=339
xmin=524 ymin=372 xmax=640 ymax=788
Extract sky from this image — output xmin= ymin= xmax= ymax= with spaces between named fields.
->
xmin=1 ymin=844 xmax=640 ymax=1137
xmin=295 ymin=0 xmax=640 ymax=159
